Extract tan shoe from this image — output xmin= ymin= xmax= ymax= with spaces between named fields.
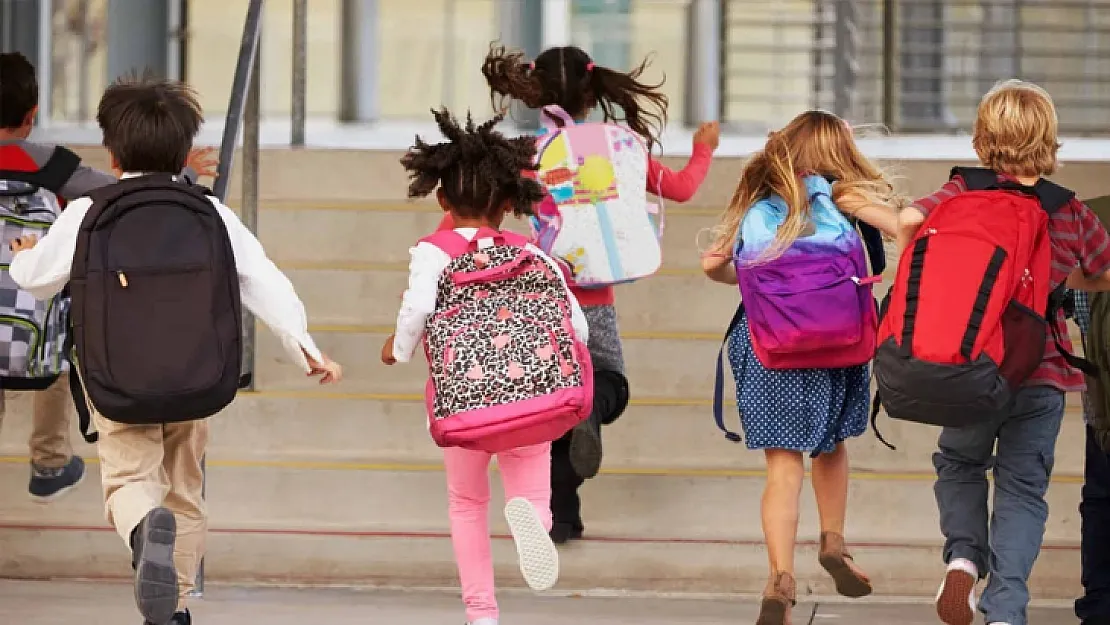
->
xmin=755 ymin=571 xmax=796 ymax=625
xmin=818 ymin=531 xmax=873 ymax=598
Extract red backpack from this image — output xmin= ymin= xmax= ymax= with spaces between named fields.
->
xmin=871 ymin=167 xmax=1085 ymax=445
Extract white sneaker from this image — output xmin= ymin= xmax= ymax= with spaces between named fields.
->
xmin=503 ymin=497 xmax=559 ymax=591
xmin=935 ymin=558 xmax=979 ymax=625
xmin=987 ymin=622 xmax=1013 ymax=625
xmin=468 ymin=619 xmax=498 ymax=625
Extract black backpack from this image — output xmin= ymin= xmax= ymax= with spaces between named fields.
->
xmin=72 ymin=175 xmax=246 ymax=424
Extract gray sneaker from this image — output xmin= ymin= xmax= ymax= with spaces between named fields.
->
xmin=568 ymin=413 xmax=602 ymax=479
xmin=131 ymin=507 xmax=179 ymax=625
xmin=29 ymin=455 xmax=86 ymax=503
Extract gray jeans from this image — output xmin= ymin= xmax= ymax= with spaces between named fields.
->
xmin=933 ymin=385 xmax=1065 ymax=625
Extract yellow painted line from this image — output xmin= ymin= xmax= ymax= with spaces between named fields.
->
xmin=277 ymin=260 xmax=705 ymax=277
xmin=235 ymin=389 xmax=1088 ymax=413
xmin=305 ymin=323 xmax=721 ymax=342
xmin=238 ymin=200 xmax=723 ymax=218
xmin=239 ymin=389 xmax=733 ymax=407
xmin=0 ymin=455 xmax=1081 ymax=484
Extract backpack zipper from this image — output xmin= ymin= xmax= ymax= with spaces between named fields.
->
xmin=111 ymin=264 xmax=207 ymax=289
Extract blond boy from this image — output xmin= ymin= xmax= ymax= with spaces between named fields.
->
xmin=898 ymin=81 xmax=1110 ymax=625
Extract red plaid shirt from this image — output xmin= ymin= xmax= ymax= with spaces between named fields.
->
xmin=910 ymin=173 xmax=1110 ymax=392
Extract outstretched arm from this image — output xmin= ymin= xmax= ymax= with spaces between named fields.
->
xmin=646 ymin=122 xmax=719 ymax=202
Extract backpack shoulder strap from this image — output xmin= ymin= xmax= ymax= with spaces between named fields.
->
xmin=0 ymin=146 xmax=81 ymax=194
xmin=951 ymin=166 xmax=1075 ymax=214
xmin=950 ymin=166 xmax=999 ymax=191
xmin=419 ymin=230 xmax=473 ymax=258
xmin=1030 ymin=179 xmax=1075 ymax=213
xmin=712 ymin=304 xmax=746 ymax=444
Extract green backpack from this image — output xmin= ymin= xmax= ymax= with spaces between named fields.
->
xmin=1084 ymin=195 xmax=1110 ymax=451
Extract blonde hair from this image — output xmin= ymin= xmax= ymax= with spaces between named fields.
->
xmin=973 ymin=79 xmax=1060 ymax=177
xmin=711 ymin=110 xmax=903 ymax=261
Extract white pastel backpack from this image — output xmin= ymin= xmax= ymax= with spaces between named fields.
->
xmin=529 ymin=105 xmax=663 ymax=288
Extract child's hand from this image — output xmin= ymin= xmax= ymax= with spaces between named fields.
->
xmin=186 ymin=146 xmax=219 ymax=179
xmin=693 ymin=121 xmax=721 ymax=151
xmin=381 ymin=334 xmax=397 ymax=365
xmin=10 ymin=234 xmax=38 ymax=254
xmin=304 ymin=350 xmax=343 ymax=384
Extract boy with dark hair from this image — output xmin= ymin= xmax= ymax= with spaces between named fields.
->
xmin=898 ymin=80 xmax=1110 ymax=625
xmin=0 ymin=51 xmax=215 ymax=502
xmin=8 ymin=74 xmax=342 ymax=625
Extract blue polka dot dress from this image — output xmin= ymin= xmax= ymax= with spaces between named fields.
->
xmin=727 ymin=311 xmax=870 ymax=454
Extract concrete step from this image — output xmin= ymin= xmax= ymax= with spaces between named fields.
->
xmin=0 ymin=523 xmax=1083 ymax=599
xmin=256 ymin=327 xmax=733 ymax=401
xmin=0 ymin=392 xmax=1088 ymax=477
xmin=258 ymin=205 xmax=719 ymax=271
xmin=281 ymin=266 xmax=737 ymax=335
xmin=254 ymin=325 xmax=1089 ymax=411
xmin=67 ymin=145 xmax=1110 ymax=209
xmin=0 ymin=461 xmax=1081 ymax=597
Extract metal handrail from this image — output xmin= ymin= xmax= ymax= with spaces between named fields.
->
xmin=198 ymin=0 xmax=266 ymax=596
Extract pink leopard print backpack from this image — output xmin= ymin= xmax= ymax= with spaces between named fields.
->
xmin=420 ymin=228 xmax=593 ymax=452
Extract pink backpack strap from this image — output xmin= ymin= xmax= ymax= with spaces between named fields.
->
xmin=419 ymin=230 xmax=472 ymax=258
xmin=419 ymin=228 xmax=531 ymax=258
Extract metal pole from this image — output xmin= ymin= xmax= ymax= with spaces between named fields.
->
xmin=541 ymin=0 xmax=570 ymax=49
xmin=442 ymin=0 xmax=456 ymax=110
xmin=339 ymin=0 xmax=378 ymax=122
xmin=686 ymin=0 xmax=721 ymax=125
xmin=167 ymin=0 xmax=183 ymax=81
xmin=2 ymin=0 xmax=13 ymax=52
xmin=241 ymin=52 xmax=260 ymax=388
xmin=213 ymin=0 xmax=265 ymax=201
xmin=36 ymin=0 xmax=52 ymax=127
xmin=195 ymin=0 xmax=264 ymax=597
xmin=77 ymin=0 xmax=90 ymax=121
xmin=833 ymin=0 xmax=858 ymax=119
xmin=291 ymin=0 xmax=307 ymax=146
xmin=881 ymin=0 xmax=895 ymax=129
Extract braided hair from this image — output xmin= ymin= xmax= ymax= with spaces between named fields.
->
xmin=401 ymin=108 xmax=546 ymax=220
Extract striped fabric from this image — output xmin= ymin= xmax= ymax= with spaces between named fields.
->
xmin=911 ymin=174 xmax=1110 ymax=392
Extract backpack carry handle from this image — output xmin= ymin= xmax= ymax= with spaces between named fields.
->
xmin=453 ymin=249 xmax=536 ymax=286
xmin=541 ymin=105 xmax=576 ymax=131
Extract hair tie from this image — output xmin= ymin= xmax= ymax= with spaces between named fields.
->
xmin=528 ymin=61 xmax=535 ymax=71
xmin=586 ymin=62 xmax=595 ymax=72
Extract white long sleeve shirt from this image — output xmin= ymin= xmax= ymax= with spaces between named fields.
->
xmin=9 ymin=173 xmax=324 ymax=372
xmin=392 ymin=227 xmax=589 ymax=362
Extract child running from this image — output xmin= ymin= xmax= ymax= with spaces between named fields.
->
xmin=0 ymin=52 xmax=216 ymax=503
xmin=476 ymin=43 xmax=720 ymax=544
xmin=701 ymin=110 xmax=901 ymax=625
xmin=8 ymin=75 xmax=341 ymax=625
xmin=381 ymin=108 xmax=590 ymax=625
xmin=896 ymin=81 xmax=1110 ymax=625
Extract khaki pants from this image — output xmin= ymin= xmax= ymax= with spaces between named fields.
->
xmin=91 ymin=411 xmax=208 ymax=609
xmin=0 ymin=372 xmax=74 ymax=468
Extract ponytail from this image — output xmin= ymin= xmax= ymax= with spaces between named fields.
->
xmin=482 ymin=43 xmax=668 ymax=151
xmin=482 ymin=44 xmax=544 ymax=110
xmin=588 ymin=59 xmax=668 ymax=152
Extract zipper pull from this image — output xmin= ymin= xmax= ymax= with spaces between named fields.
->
xmin=117 ymin=271 xmax=128 ymax=288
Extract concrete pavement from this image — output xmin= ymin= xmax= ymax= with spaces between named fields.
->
xmin=0 ymin=580 xmax=1079 ymax=625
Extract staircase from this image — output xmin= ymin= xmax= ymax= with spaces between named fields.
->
xmin=0 ymin=145 xmax=1105 ymax=601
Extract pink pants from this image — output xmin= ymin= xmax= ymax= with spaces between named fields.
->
xmin=443 ymin=442 xmax=553 ymax=622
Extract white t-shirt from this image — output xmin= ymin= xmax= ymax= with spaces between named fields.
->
xmin=391 ymin=227 xmax=589 ymax=362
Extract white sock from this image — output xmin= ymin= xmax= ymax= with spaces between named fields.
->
xmin=946 ymin=557 xmax=979 ymax=579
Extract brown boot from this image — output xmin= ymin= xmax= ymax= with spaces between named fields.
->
xmin=818 ymin=531 xmax=873 ymax=598
xmin=755 ymin=571 xmax=796 ymax=625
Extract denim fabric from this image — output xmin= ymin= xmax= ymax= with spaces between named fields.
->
xmin=933 ymin=386 xmax=1065 ymax=625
